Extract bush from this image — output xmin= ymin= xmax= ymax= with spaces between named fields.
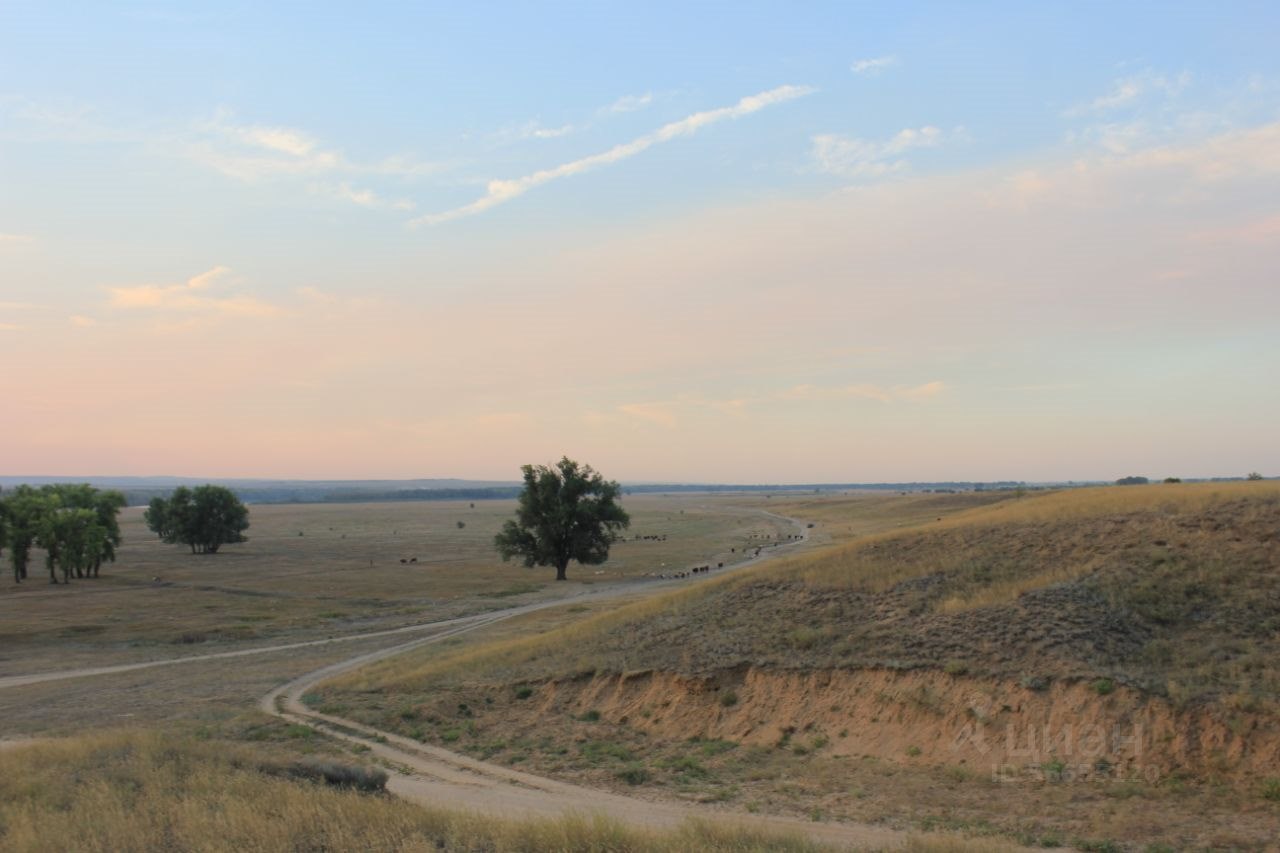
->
xmin=266 ymin=758 xmax=388 ymax=792
xmin=719 ymin=690 xmax=738 ymax=707
xmin=1091 ymin=678 xmax=1115 ymax=696
xmin=615 ymin=763 xmax=650 ymax=785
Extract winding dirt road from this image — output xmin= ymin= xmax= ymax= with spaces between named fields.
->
xmin=1 ymin=508 xmax=929 ymax=848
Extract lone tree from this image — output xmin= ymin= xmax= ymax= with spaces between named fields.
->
xmin=145 ymin=484 xmax=249 ymax=554
xmin=494 ymin=457 xmax=630 ymax=581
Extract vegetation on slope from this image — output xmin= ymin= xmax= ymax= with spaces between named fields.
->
xmin=0 ymin=730 xmax=1000 ymax=852
xmin=337 ymin=482 xmax=1280 ymax=706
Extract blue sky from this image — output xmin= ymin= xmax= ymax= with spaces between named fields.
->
xmin=2 ymin=2 xmax=1278 ymax=481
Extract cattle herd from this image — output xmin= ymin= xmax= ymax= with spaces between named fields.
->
xmin=641 ymin=527 xmax=806 ymax=581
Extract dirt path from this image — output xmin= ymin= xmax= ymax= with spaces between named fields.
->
xmin=0 ymin=506 xmax=809 ymax=693
xmin=1 ymin=509 xmax=937 ymax=848
xmin=260 ymin=591 xmax=911 ymax=850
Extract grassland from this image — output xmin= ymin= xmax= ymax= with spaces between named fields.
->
xmin=315 ymin=482 xmax=1280 ymax=850
xmin=0 ymin=494 xmax=794 ymax=677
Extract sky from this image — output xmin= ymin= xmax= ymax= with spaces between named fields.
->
xmin=2 ymin=1 xmax=1278 ymax=483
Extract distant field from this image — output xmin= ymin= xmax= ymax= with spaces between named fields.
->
xmin=0 ymin=494 xmax=796 ymax=686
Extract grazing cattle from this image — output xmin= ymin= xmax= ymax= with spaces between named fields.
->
xmin=409 ymin=557 xmax=417 ymax=563
xmin=717 ymin=562 xmax=723 ymax=568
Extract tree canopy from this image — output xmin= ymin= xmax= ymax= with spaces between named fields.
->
xmin=494 ymin=457 xmax=630 ymax=581
xmin=0 ymin=483 xmax=126 ymax=584
xmin=145 ymin=484 xmax=250 ymax=554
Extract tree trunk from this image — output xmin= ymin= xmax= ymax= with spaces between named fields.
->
xmin=555 ymin=560 xmax=568 ymax=581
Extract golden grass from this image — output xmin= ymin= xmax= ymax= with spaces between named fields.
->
xmin=0 ymin=730 xmax=1003 ymax=852
xmin=784 ymin=480 xmax=1280 ymax=597
xmin=329 ymin=479 xmax=1280 ymax=704
xmin=326 ymin=494 xmax=1012 ymax=693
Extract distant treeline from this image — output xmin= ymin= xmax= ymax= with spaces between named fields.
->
xmin=7 ymin=476 xmax=1259 ymax=509
xmin=50 ymin=482 xmax=1041 ymax=507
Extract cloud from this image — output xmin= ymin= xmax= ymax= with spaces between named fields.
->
xmin=605 ymin=93 xmax=653 ymax=113
xmin=617 ymin=402 xmax=678 ymax=427
xmin=1065 ymin=70 xmax=1191 ymax=117
xmin=318 ymin=182 xmax=416 ymax=211
xmin=0 ymin=233 xmax=35 ymax=246
xmin=782 ymin=381 xmax=944 ymax=402
xmin=811 ymin=125 xmax=943 ymax=179
xmin=107 ymin=266 xmax=280 ymax=318
xmin=413 ymin=84 xmax=815 ymax=226
xmin=0 ymin=323 xmax=21 ymax=331
xmin=851 ymin=55 xmax=898 ymax=75
xmin=187 ymin=113 xmax=442 ymax=193
xmin=530 ymin=124 xmax=574 ymax=139
xmin=68 ymin=315 xmax=97 ymax=327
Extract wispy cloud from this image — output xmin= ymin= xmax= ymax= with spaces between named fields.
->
xmin=1065 ymin=70 xmax=1191 ymax=117
xmin=68 ymin=315 xmax=97 ymax=327
xmin=315 ymin=182 xmax=415 ymax=211
xmin=605 ymin=93 xmax=654 ymax=113
xmin=414 ymin=84 xmax=815 ymax=226
xmin=187 ymin=113 xmax=443 ymax=194
xmin=0 ymin=323 xmax=21 ymax=331
xmin=0 ymin=233 xmax=36 ymax=246
xmin=782 ymin=381 xmax=944 ymax=402
xmin=811 ymin=125 xmax=944 ymax=179
xmin=107 ymin=266 xmax=280 ymax=318
xmin=617 ymin=402 xmax=678 ymax=427
xmin=851 ymin=55 xmax=898 ymax=76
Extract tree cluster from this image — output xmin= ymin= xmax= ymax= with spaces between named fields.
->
xmin=144 ymin=485 xmax=250 ymax=554
xmin=1 ymin=484 xmax=126 ymax=584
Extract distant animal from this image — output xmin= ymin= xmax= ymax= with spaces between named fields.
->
xmin=399 ymin=558 xmax=407 ymax=564
xmin=409 ymin=557 xmax=417 ymax=563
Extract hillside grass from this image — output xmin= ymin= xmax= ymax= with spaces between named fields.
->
xmin=329 ymin=480 xmax=1280 ymax=703
xmin=0 ymin=730 xmax=1006 ymax=852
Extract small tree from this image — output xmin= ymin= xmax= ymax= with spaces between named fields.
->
xmin=3 ymin=485 xmax=44 ymax=582
xmin=146 ymin=484 xmax=249 ymax=554
xmin=1246 ymin=472 xmax=1264 ymax=481
xmin=494 ymin=457 xmax=630 ymax=581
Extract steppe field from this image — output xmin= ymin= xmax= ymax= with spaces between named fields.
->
xmin=3 ymin=485 xmax=1279 ymax=852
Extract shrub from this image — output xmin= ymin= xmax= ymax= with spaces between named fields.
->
xmin=615 ymin=763 xmax=650 ymax=785
xmin=266 ymin=758 xmax=389 ymax=792
xmin=513 ymin=685 xmax=534 ymax=700
xmin=1262 ymin=777 xmax=1280 ymax=801
xmin=1092 ymin=678 xmax=1115 ymax=696
xmin=719 ymin=690 xmax=739 ymax=707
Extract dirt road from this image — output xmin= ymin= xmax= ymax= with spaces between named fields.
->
xmin=0 ymin=509 xmax=937 ymax=848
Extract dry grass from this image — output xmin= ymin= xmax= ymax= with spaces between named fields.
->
xmin=0 ymin=494 xmax=793 ymax=676
xmin=315 ymin=482 xmax=1280 ymax=849
xmin=326 ymin=494 xmax=1005 ymax=694
xmin=0 ymin=730 xmax=1006 ymax=852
